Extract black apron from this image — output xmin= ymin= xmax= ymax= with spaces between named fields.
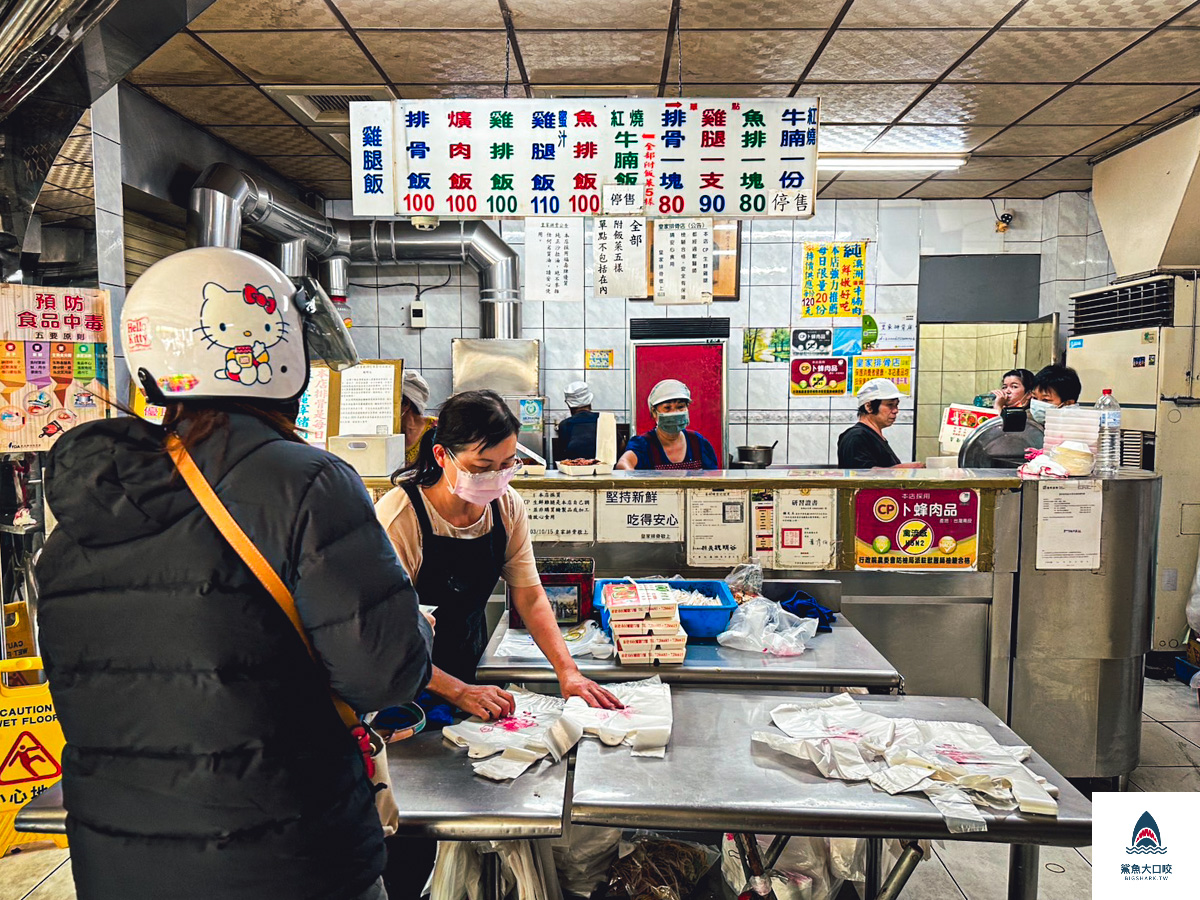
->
xmin=402 ymin=481 xmax=508 ymax=685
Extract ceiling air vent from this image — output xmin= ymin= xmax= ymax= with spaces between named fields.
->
xmin=263 ymin=85 xmax=394 ymax=126
xmin=1069 ymin=276 xmax=1175 ymax=337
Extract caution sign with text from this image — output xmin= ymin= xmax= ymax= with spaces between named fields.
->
xmin=0 ymin=657 xmax=68 ymax=856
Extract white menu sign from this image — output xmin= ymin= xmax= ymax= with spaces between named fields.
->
xmin=1036 ymin=480 xmax=1103 ymax=570
xmin=525 ymin=217 xmax=584 ymax=302
xmin=349 ymin=101 xmax=397 ymax=217
xmin=594 ymin=216 xmax=647 ymax=298
xmin=596 ymin=487 xmax=683 ymax=543
xmin=653 ymin=219 xmax=713 ymax=305
xmin=774 ymin=489 xmax=836 ymax=569
xmin=686 ymin=488 xmax=750 ymax=567
xmin=519 ymin=489 xmax=595 ymax=541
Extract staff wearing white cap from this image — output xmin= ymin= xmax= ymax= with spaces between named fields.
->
xmin=401 ymin=370 xmax=438 ymax=466
xmin=557 ymin=380 xmax=599 ymax=460
xmin=616 ymin=378 xmax=719 ymax=470
xmin=837 ymin=378 xmax=920 ymax=468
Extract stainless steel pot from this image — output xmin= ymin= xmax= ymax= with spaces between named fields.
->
xmin=736 ymin=442 xmax=776 ymax=466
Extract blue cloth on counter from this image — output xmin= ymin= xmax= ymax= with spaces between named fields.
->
xmin=414 ymin=690 xmax=457 ymax=727
xmin=781 ymin=590 xmax=837 ymax=633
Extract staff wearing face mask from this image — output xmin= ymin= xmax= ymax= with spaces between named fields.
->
xmin=616 ymin=378 xmax=720 ymax=470
xmin=1029 ymin=364 xmax=1082 ymax=423
xmin=375 ymin=390 xmax=621 ymax=898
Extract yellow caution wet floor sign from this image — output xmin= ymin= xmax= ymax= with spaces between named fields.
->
xmin=0 ymin=657 xmax=67 ymax=857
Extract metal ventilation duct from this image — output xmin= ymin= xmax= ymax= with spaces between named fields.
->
xmin=1092 ymin=116 xmax=1200 ymax=277
xmin=189 ymin=163 xmax=522 ymax=339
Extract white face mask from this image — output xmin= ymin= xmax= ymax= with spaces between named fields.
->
xmin=1029 ymin=398 xmax=1055 ymax=424
xmin=445 ymin=450 xmax=521 ymax=505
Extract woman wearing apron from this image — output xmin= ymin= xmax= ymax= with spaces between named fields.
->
xmin=375 ymin=389 xmax=620 ymax=898
xmin=616 ymin=378 xmax=720 ymax=471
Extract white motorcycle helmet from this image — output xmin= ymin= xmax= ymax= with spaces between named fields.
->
xmin=122 ymin=247 xmax=308 ymax=404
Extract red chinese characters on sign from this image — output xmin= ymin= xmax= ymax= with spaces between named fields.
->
xmin=854 ymin=489 xmax=980 ymax=571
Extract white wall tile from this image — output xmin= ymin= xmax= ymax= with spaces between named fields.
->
xmin=544 ymin=328 xmax=585 ymax=370
xmin=377 ymin=283 xmax=415 ymax=327
xmin=1003 ymin=241 xmax=1041 ymax=255
xmin=727 ymin=366 xmax=749 ymax=410
xmin=1057 ymin=191 xmax=1088 ymax=236
xmin=523 ymin=300 xmax=545 ymax=330
xmin=788 ymin=423 xmax=830 ymax=466
xmin=349 ymin=290 xmax=380 ymax=327
xmin=543 ymin=370 xmax=585 ymax=413
xmin=585 ymin=294 xmax=629 ymax=328
xmin=834 ymin=199 xmax=880 ymax=241
xmin=379 ymin=327 xmax=423 ymax=365
xmin=1002 ymin=199 xmax=1042 ymax=242
xmin=462 ymin=292 xmax=481 ymax=328
xmin=1039 ymin=237 xmax=1058 ymax=284
xmin=584 ymin=368 xmax=626 ymax=413
xmin=877 ymin=201 xmax=920 ymax=285
xmin=751 ymin=218 xmax=794 ymax=242
xmin=544 ymin=300 xmax=585 ymax=329
xmin=424 ymin=369 xmax=453 ymax=411
xmin=727 ymin=423 xmax=748 ymax=449
xmin=746 ymin=423 xmax=788 ymax=455
xmin=747 ymin=367 xmax=790 ymax=410
xmin=921 ymin=200 xmax=1003 ymax=255
xmin=874 ymin=284 xmax=918 ymax=314
xmin=1056 ymin=235 xmax=1087 ymax=281
xmin=1085 ymin=231 xmax=1110 ymax=281
xmin=749 ymin=241 xmax=794 ymax=285
xmin=748 ymin=284 xmax=792 ymax=327
xmin=1040 ymin=193 xmax=1060 ymax=241
xmin=889 ymin=424 xmax=915 ymax=463
xmin=421 ymin=328 xmax=458 ymax=369
xmin=1087 ymin=196 xmax=1102 ymax=235
xmin=352 ymin=327 xmax=380 ymax=359
xmin=422 ymin=285 xmax=463 ymax=328
xmin=795 ymin=200 xmax=836 ymax=242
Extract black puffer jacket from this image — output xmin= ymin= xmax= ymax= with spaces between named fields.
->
xmin=37 ymin=413 xmax=433 ymax=900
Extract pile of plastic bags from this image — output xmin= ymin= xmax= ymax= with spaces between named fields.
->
xmin=717 ymin=599 xmax=819 ymax=656
xmin=752 ymin=694 xmax=1058 ymax=833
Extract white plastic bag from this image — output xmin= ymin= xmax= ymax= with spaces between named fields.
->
xmin=442 ymin=688 xmax=567 ymax=760
xmin=720 ymin=834 xmax=835 ymax=900
xmin=717 ymin=599 xmax=818 ymax=656
xmin=493 ymin=620 xmax=614 ymax=660
xmin=549 ymin=824 xmax=621 ymax=896
xmin=563 ymin=676 xmax=673 ymax=756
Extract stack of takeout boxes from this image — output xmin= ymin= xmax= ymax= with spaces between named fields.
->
xmin=603 ymin=582 xmax=688 ymax=665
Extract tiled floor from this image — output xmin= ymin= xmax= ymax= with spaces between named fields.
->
xmin=2 ymin=678 xmax=1196 ymax=900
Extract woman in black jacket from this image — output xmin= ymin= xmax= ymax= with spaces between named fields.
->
xmin=36 ymin=247 xmax=432 ymax=900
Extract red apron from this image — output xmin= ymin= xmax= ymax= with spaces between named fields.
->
xmin=647 ymin=429 xmax=703 ymax=471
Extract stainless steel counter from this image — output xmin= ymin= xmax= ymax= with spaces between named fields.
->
xmin=385 ymin=728 xmax=568 ymax=840
xmin=477 ymin=611 xmax=902 ymax=689
xmin=571 ymin=687 xmax=1091 ymax=846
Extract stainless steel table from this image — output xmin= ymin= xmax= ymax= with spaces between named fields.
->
xmin=571 ymin=687 xmax=1091 ymax=900
xmin=478 ymin=612 xmax=903 ymax=689
xmin=385 ymin=727 xmax=568 ymax=840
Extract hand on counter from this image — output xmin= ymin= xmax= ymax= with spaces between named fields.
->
xmin=560 ymin=669 xmax=623 ymax=709
xmin=454 ymin=683 xmax=516 ymax=720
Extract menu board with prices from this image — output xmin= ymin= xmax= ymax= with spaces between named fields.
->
xmin=0 ymin=285 xmax=112 ymax=451
xmin=519 ymin=490 xmax=595 ymax=542
xmin=751 ymin=489 xmax=776 ymax=566
xmin=774 ymin=489 xmax=837 ymax=569
xmin=353 ymin=98 xmax=818 ymax=218
xmin=1036 ymin=480 xmax=1102 ymax=570
xmin=596 ymin=488 xmax=683 ymax=543
xmin=525 ymin=217 xmax=584 ymax=302
xmin=593 ymin=217 xmax=647 ymax=298
xmin=800 ymin=242 xmax=867 ymax=318
xmin=854 ymin=488 xmax=980 ymax=571
xmin=653 ymin=219 xmax=713 ymax=305
xmin=685 ymin=488 xmax=750 ymax=567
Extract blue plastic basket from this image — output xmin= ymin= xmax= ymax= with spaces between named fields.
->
xmin=595 ymin=578 xmax=737 ymax=640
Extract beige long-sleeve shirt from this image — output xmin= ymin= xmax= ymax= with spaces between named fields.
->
xmin=374 ymin=481 xmax=541 ymax=589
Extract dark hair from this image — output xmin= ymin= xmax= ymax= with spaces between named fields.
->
xmin=857 ymin=400 xmax=883 ymax=417
xmin=1003 ymin=368 xmax=1036 ymax=392
xmin=392 ymin=389 xmax=519 ymax=487
xmin=1034 ymin=364 xmax=1081 ymax=403
xmin=164 ymin=400 xmax=302 ymax=454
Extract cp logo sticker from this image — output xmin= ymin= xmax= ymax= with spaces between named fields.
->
xmin=873 ymin=497 xmax=899 ymax=523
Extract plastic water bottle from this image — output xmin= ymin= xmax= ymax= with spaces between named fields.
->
xmin=1095 ymin=389 xmax=1122 ymax=477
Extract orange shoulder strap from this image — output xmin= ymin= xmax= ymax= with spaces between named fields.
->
xmin=166 ymin=434 xmax=359 ymax=729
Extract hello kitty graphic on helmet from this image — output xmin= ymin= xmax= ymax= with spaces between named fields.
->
xmin=121 ymin=247 xmax=308 ymax=403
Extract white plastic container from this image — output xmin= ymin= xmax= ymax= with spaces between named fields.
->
xmin=328 ymin=435 xmax=406 ymax=477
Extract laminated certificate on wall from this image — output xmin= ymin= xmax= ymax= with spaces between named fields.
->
xmin=686 ymin=488 xmax=749 ymax=567
xmin=774 ymin=489 xmax=837 ymax=569
xmin=1036 ymin=480 xmax=1103 ymax=570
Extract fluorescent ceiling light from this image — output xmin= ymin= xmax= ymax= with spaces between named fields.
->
xmin=817 ymin=153 xmax=969 ymax=171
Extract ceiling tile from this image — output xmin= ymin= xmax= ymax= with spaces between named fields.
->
xmin=820 ymin=179 xmax=926 ymax=198
xmin=807 ymin=83 xmax=927 ymax=123
xmin=190 ymin=0 xmax=343 ymax=30
xmin=949 ymin=28 xmax=1146 ymax=82
xmin=808 ymin=29 xmax=988 ymax=81
xmin=1024 ymin=156 xmax=1093 ymax=179
xmin=972 ymin=124 xmax=1116 ymax=155
xmin=1173 ymin=5 xmax=1200 ymax=23
xmin=840 ymin=0 xmax=1016 ymax=27
xmin=902 ymin=83 xmax=1061 ymax=124
xmin=992 ymin=179 xmax=1092 ymax=197
xmin=258 ymin=156 xmax=352 ymax=181
xmin=208 ymin=125 xmax=333 ymax=156
xmin=138 ymin=85 xmax=295 ymax=125
xmin=905 ymin=179 xmax=1012 ymax=198
xmin=819 ymin=124 xmax=888 ymax=151
xmin=518 ymin=30 xmax=665 ymax=83
xmin=35 ymin=188 xmax=94 ymax=210
xmin=329 ymin=0 xmax=504 ymax=28
xmin=683 ymin=0 xmax=846 ymax=28
xmin=360 ymin=30 xmax=511 ymax=82
xmin=678 ymin=30 xmax=824 ymax=83
xmin=128 ymin=33 xmax=245 ymax=85
xmin=1080 ymin=124 xmax=1160 ymax=155
xmin=868 ymin=124 xmax=1002 ymax=152
xmin=202 ymin=31 xmax=382 ymax=83
xmin=509 ymin=0 xmax=672 ymax=29
xmin=1086 ymin=30 xmax=1200 ymax=82
xmin=1139 ymin=91 xmax=1200 ymax=124
xmin=45 ymin=163 xmax=94 ymax=192
xmin=396 ymin=83 xmax=512 ymax=98
xmin=679 ymin=83 xmax=793 ymax=97
xmin=822 ymin=168 xmax=939 ymax=181
xmin=1022 ymin=84 xmax=1194 ymax=125
xmin=1007 ymin=0 xmax=1194 ymax=28
xmin=935 ymin=155 xmax=1058 ymax=179
xmin=305 ymin=180 xmax=353 ymax=199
